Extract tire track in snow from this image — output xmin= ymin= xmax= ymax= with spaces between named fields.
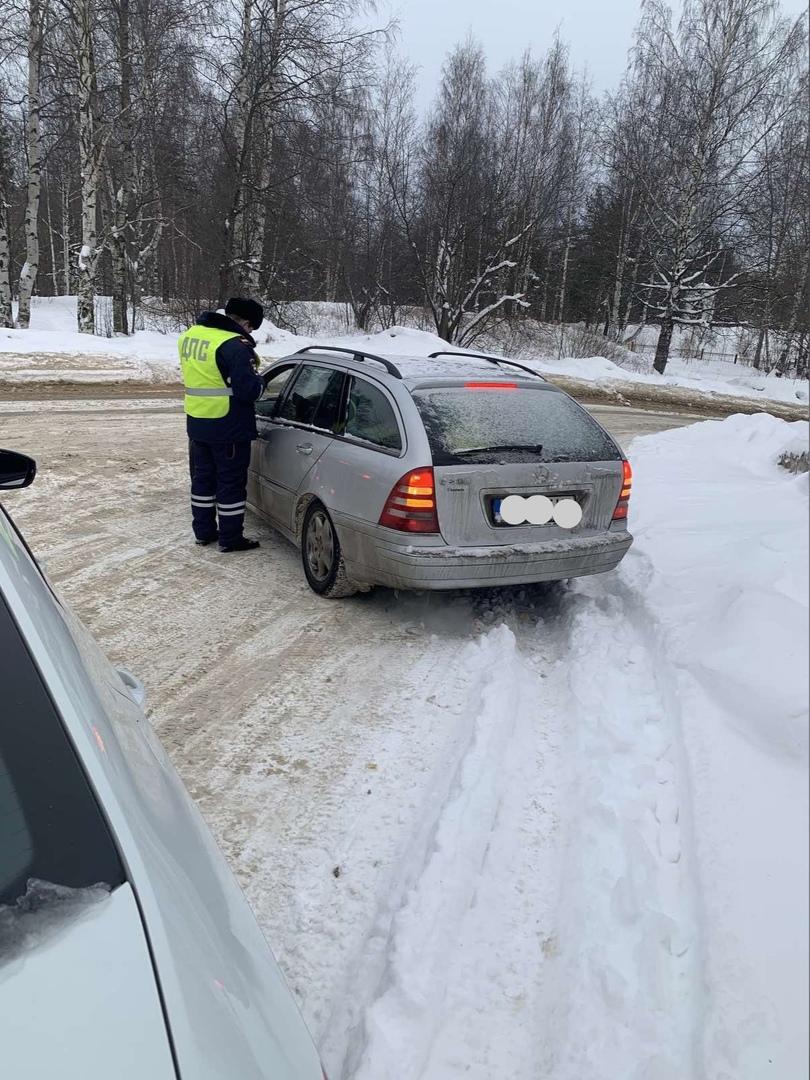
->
xmin=332 ymin=624 xmax=569 ymax=1080
xmin=544 ymin=581 xmax=702 ymax=1080
xmin=331 ymin=584 xmax=703 ymax=1080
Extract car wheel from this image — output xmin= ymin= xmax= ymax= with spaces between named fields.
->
xmin=301 ymin=501 xmax=357 ymax=598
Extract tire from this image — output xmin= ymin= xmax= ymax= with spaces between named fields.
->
xmin=301 ymin=502 xmax=357 ymax=598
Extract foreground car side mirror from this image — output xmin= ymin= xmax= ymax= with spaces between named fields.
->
xmin=117 ymin=666 xmax=148 ymax=711
xmin=0 ymin=449 xmax=37 ymax=490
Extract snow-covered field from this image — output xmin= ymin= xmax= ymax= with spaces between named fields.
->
xmin=1 ymin=296 xmax=807 ymax=409
xmin=2 ymin=394 xmax=807 ymax=1079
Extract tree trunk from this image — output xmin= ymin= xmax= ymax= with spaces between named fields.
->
xmin=0 ymin=119 xmax=12 ymax=327
xmin=111 ymin=200 xmax=127 ymax=332
xmin=132 ymin=214 xmax=163 ymax=331
xmin=110 ymin=0 xmax=134 ymax=334
xmin=620 ymin=225 xmax=647 ymax=342
xmin=46 ymin=171 xmax=59 ymax=294
xmin=777 ymin=251 xmax=809 ymax=375
xmin=763 ymin=328 xmax=772 ymax=373
xmin=796 ymin=333 xmax=808 ymax=381
xmin=0 ymin=205 xmax=10 ymax=328
xmin=753 ymin=326 xmax=766 ymax=370
xmin=223 ymin=0 xmax=254 ymax=299
xmin=324 ymin=263 xmax=335 ymax=304
xmin=610 ymin=206 xmax=630 ymax=340
xmin=18 ymin=0 xmax=47 ymax=329
xmin=557 ymin=237 xmax=571 ymax=324
xmin=243 ymin=0 xmax=284 ymax=296
xmin=131 ymin=156 xmax=161 ymax=329
xmin=244 ymin=150 xmax=270 ymax=295
xmin=438 ymin=303 xmax=451 ymax=341
xmin=539 ymin=261 xmax=549 ymax=322
xmin=653 ymin=317 xmax=674 ymax=375
xmin=77 ymin=0 xmax=101 ymax=334
xmin=61 ymin=179 xmax=71 ymax=295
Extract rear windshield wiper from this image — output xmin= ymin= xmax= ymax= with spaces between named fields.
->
xmin=450 ymin=444 xmax=544 ymax=456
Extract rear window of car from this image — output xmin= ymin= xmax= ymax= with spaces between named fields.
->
xmin=0 ymin=593 xmax=125 ymax=907
xmin=343 ymin=376 xmax=402 ymax=452
xmin=411 ymin=386 xmax=621 ymax=465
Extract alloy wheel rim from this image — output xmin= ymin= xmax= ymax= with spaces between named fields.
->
xmin=306 ymin=511 xmax=334 ymax=581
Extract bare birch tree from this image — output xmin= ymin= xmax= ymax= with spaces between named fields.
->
xmin=0 ymin=103 xmax=13 ymax=326
xmin=106 ymin=0 xmax=134 ymax=333
xmin=745 ymin=60 xmax=809 ymax=372
xmin=16 ymin=0 xmax=48 ymax=327
xmin=73 ymin=0 xmax=104 ymax=332
xmin=214 ymin=0 xmax=384 ymax=301
xmin=626 ymin=0 xmax=805 ymax=372
xmin=556 ymin=75 xmax=594 ymax=326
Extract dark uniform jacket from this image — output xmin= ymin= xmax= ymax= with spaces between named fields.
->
xmin=186 ymin=311 xmax=265 ymax=444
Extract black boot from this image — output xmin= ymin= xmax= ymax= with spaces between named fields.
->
xmin=219 ymin=537 xmax=260 ymax=553
xmin=195 ymin=534 xmax=219 ymax=547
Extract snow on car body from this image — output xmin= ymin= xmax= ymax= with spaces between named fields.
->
xmin=0 ymin=450 xmax=324 ymax=1080
xmin=248 ymin=347 xmax=633 ymax=596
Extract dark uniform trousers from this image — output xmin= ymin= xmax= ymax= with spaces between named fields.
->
xmin=189 ymin=440 xmax=252 ymax=544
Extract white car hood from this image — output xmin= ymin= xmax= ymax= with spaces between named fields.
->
xmin=0 ymin=882 xmax=176 ymax=1079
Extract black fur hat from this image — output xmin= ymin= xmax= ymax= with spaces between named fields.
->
xmin=225 ymin=296 xmax=264 ymax=331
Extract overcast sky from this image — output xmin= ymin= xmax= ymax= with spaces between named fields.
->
xmin=382 ymin=0 xmax=808 ymax=113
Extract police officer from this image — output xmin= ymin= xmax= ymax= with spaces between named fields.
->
xmin=179 ymin=297 xmax=266 ymax=552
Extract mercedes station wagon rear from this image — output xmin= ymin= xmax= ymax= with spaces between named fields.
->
xmin=248 ymin=348 xmax=633 ymax=596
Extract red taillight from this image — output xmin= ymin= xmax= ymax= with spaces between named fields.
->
xmin=379 ymin=467 xmax=440 ymax=533
xmin=612 ymin=459 xmax=632 ymax=521
xmin=464 ymin=381 xmax=518 ymax=389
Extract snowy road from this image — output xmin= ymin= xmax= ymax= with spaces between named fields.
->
xmin=1 ymin=399 xmax=802 ymax=1078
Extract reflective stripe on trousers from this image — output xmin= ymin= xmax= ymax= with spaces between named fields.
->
xmin=188 ymin=440 xmax=252 ymax=544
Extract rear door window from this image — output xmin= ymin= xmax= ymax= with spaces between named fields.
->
xmin=0 ymin=593 xmax=124 ymax=907
xmin=343 ymin=377 xmax=402 ymax=452
xmin=277 ymin=365 xmax=345 ymax=432
xmin=412 ymin=386 xmax=621 ymax=464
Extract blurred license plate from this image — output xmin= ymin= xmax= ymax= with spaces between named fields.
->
xmin=492 ymin=495 xmax=569 ymax=526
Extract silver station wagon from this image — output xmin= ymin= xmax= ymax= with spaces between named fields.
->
xmin=247 ymin=347 xmax=633 ymax=597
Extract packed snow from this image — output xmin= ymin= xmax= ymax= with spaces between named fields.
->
xmin=612 ymin=414 xmax=810 ymax=1079
xmin=1 ymin=296 xmax=806 ymax=408
xmin=331 ymin=415 xmax=809 ymax=1080
xmin=0 ymin=362 xmax=806 ymax=1076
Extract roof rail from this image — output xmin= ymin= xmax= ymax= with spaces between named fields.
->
xmin=295 ymin=345 xmax=402 ymax=379
xmin=427 ymin=349 xmax=545 ymax=382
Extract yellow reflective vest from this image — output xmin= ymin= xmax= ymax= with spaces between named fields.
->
xmin=178 ymin=325 xmax=242 ymax=419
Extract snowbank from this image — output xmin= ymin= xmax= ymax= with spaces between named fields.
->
xmin=1 ymin=299 xmax=805 ymax=410
xmin=526 ymin=354 xmax=808 ymax=407
xmin=616 ymin=414 xmax=809 ymax=1077
xmin=1 ymin=296 xmax=182 ymax=384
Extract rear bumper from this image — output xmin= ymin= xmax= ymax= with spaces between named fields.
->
xmin=337 ymin=517 xmax=633 ymax=591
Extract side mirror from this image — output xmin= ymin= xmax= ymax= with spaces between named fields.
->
xmin=117 ymin=667 xmax=148 ymax=711
xmin=0 ymin=449 xmax=37 ymax=490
